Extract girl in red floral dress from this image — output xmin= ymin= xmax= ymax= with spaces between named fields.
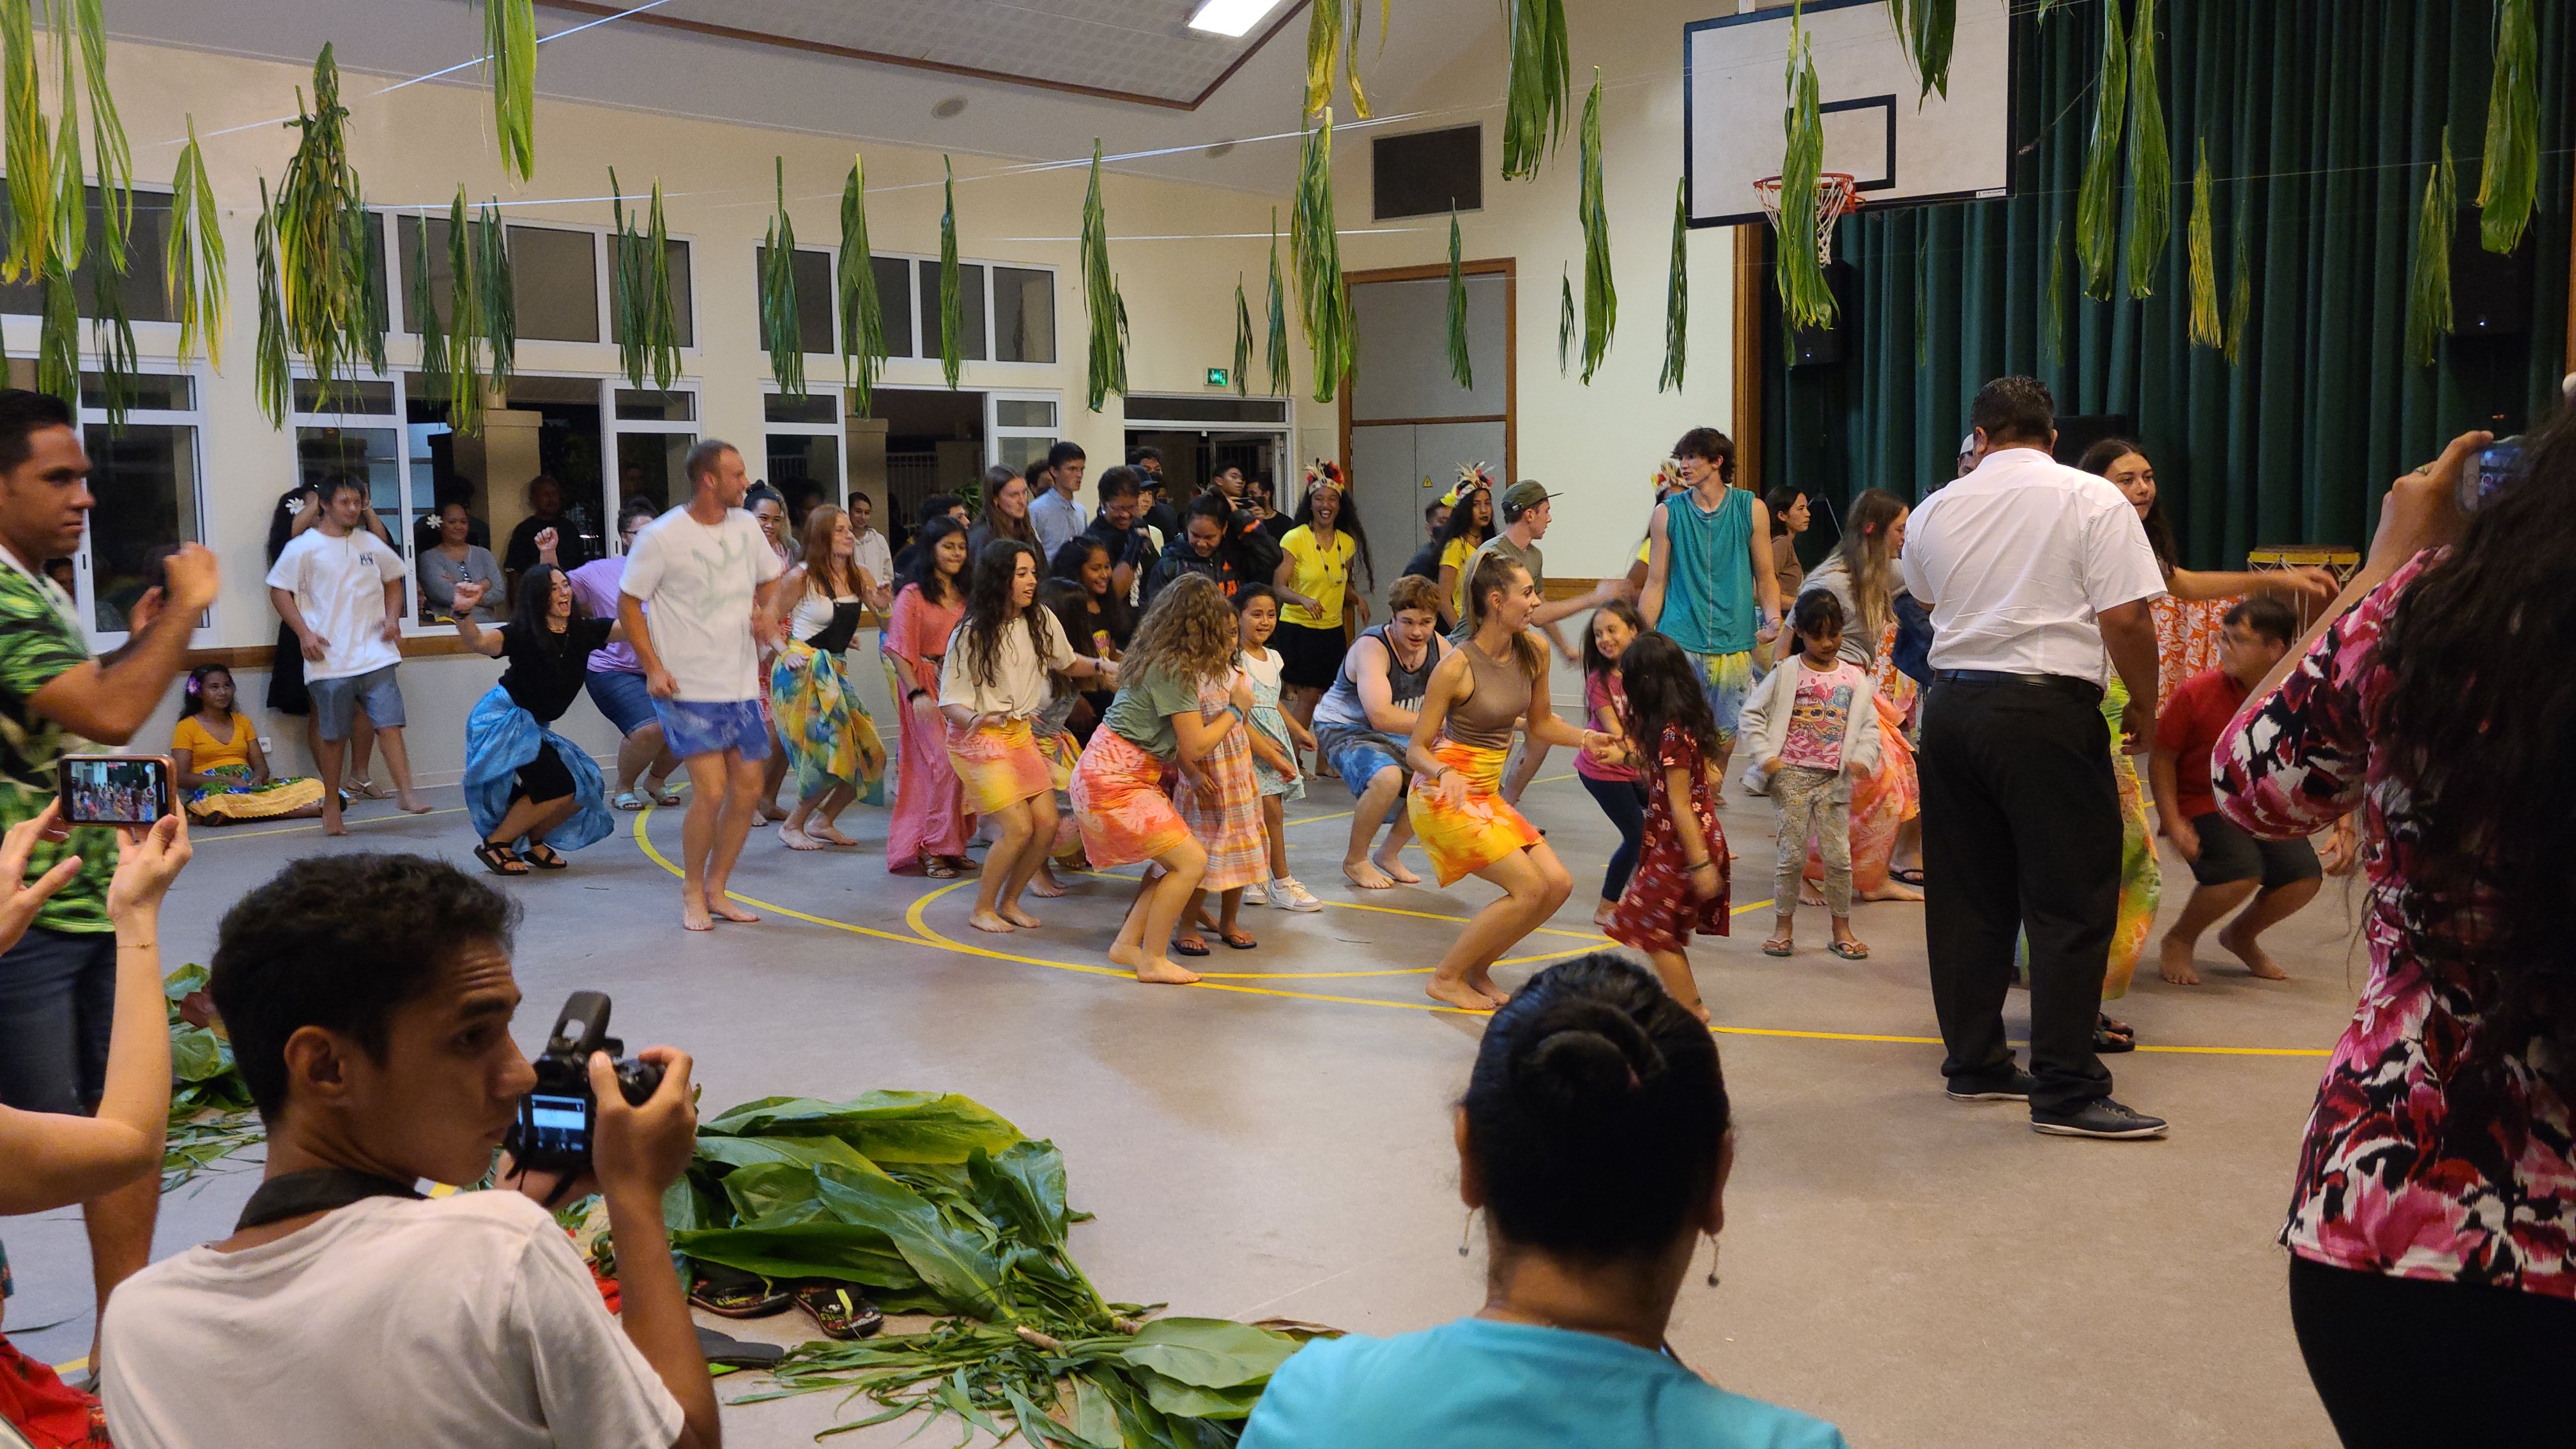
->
xmin=1604 ymin=633 xmax=1730 ymax=1022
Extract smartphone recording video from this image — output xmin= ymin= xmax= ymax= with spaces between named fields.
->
xmin=59 ymin=754 xmax=175 ymax=827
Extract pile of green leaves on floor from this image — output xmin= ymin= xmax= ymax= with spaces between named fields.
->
xmin=670 ymin=1092 xmax=1318 ymax=1445
xmin=162 ymin=964 xmax=264 ymax=1190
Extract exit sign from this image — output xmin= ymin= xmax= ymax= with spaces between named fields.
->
xmin=1206 ymin=367 xmax=1230 ymax=388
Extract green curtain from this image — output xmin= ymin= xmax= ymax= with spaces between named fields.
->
xmin=1761 ymin=0 xmax=2573 ymax=569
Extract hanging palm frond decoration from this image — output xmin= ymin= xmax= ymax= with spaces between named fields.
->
xmin=2186 ymin=139 xmax=2220 ymax=348
xmin=253 ymin=178 xmax=289 ymax=426
xmin=1303 ymin=0 xmax=1377 ymax=120
xmin=1446 ymin=205 xmax=1471 ymax=391
xmin=476 ymin=199 xmax=515 ymax=397
xmin=838 ymin=153 xmax=885 ymax=411
xmin=1885 ymin=0 xmax=1957 ymax=102
xmin=1499 ymin=0 xmax=1568 ymax=181
xmin=1 ymin=0 xmax=48 ymax=281
xmin=762 ymin=157 xmax=806 ymax=398
xmin=47 ymin=22 xmax=83 ymax=295
xmin=608 ymin=167 xmax=644 ymax=388
xmin=1777 ymin=20 xmax=1836 ymax=332
xmin=1556 ymin=264 xmax=1574 ymax=375
xmin=1575 ymin=71 xmax=1615 ymax=382
xmin=476 ymin=0 xmax=537 ymax=182
xmin=1659 ymin=176 xmax=1687 ymax=393
xmin=2045 ymin=215 xmax=2066 ymax=365
xmin=1080 ymin=140 xmax=1127 ymax=411
xmin=2073 ymin=0 xmax=2127 ymax=300
xmin=273 ymin=47 xmax=385 ymax=408
xmin=443 ymin=187 xmax=486 ymax=434
xmin=36 ymin=272 xmax=74 ymax=409
xmin=2404 ymin=126 xmax=2455 ymax=368
xmin=2478 ymin=0 xmax=2538 ymax=254
xmin=2122 ymin=0 xmax=2168 ymax=298
xmin=90 ymin=265 xmax=137 ymax=427
xmin=410 ymin=206 xmax=448 ymax=393
xmin=165 ymin=119 xmax=225 ymax=368
xmin=1290 ymin=111 xmax=1354 ymax=404
xmin=642 ymin=182 xmax=677 ymax=388
xmin=1263 ymin=208 xmax=1290 ymax=396
xmin=937 ymin=156 xmax=963 ymax=388
xmin=1232 ymin=275 xmax=1253 ymax=398
xmin=2225 ymin=204 xmax=2251 ymax=367
xmin=74 ymin=0 xmax=128 ymax=271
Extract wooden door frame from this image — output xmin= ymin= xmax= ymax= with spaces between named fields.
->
xmin=1339 ymin=259 xmax=1517 ymax=489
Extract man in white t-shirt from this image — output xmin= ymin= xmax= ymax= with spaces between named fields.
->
xmin=847 ymin=491 xmax=895 ymax=613
xmin=618 ymin=440 xmax=792 ymax=932
xmin=100 ymin=852 xmax=717 ymax=1449
xmin=1901 ymin=376 xmax=2168 ymax=1141
xmin=265 ymin=475 xmax=431 ymax=833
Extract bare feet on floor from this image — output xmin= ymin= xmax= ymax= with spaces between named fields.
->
xmin=2158 ymin=934 xmax=2202 ymax=986
xmin=1425 ymin=976 xmax=1498 ymax=1012
xmin=1111 ymin=942 xmax=1201 ymax=985
xmin=1592 ymin=901 xmax=1617 ymax=929
xmin=1861 ymin=881 xmax=1924 ymax=903
xmin=1000 ymin=905 xmax=1042 ymax=929
xmin=969 ymin=909 xmax=1015 ymax=934
xmin=321 ymin=808 xmax=348 ymax=838
xmin=1464 ymin=970 xmax=1511 ymax=1007
xmin=683 ymin=893 xmax=714 ymax=932
xmin=1800 ymin=885 xmax=1827 ymax=908
xmin=398 ymin=793 xmax=433 ymax=815
xmin=706 ymin=895 xmax=759 ymax=924
xmin=1343 ymin=858 xmax=1393 ymax=890
xmin=1031 ymin=868 xmax=1069 ymax=898
xmin=1372 ymin=850 xmax=1421 ymax=885
xmin=2218 ymin=921 xmax=2289 ymax=979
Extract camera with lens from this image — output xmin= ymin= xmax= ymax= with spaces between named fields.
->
xmin=503 ymin=991 xmax=664 ymax=1175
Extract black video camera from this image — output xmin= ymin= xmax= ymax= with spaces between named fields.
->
xmin=503 ymin=992 xmax=664 ymax=1176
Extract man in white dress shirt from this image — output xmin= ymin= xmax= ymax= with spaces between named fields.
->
xmin=1901 ymin=376 xmax=2168 ymax=1140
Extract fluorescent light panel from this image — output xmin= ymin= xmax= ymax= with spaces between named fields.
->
xmin=1186 ymin=0 xmax=1285 ymax=38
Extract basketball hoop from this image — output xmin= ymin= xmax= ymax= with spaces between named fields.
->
xmin=1753 ymin=172 xmax=1862 ymax=266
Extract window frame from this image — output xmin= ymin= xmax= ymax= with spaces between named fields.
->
xmin=762 ymin=384 xmax=847 ymax=516
xmin=379 ymin=210 xmax=703 ymax=360
xmin=868 ymin=250 xmax=1059 ymax=371
xmin=72 ymin=366 xmax=210 ymax=650
xmin=753 ymin=243 xmax=842 ymax=363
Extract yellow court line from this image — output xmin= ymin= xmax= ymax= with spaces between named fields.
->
xmin=193 ymin=804 xmax=471 ymax=842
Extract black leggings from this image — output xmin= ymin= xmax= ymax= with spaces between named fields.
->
xmin=1579 ymin=774 xmax=1649 ymax=905
xmin=2289 ymin=1255 xmax=2576 ymax=1448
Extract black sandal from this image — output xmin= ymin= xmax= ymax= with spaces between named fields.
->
xmin=790 ymin=1281 xmax=884 ymax=1340
xmin=522 ymin=842 xmax=569 ymax=871
xmin=472 ymin=841 xmax=530 ymax=876
xmin=2094 ymin=1012 xmax=2137 ymax=1054
xmin=1891 ymin=866 xmax=1926 ymax=887
xmin=689 ymin=1261 xmax=792 ymax=1319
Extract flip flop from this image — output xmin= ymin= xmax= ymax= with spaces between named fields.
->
xmin=790 ymin=1281 xmax=884 ymax=1340
xmin=1170 ymin=935 xmax=1211 ymax=958
xmin=1891 ymin=866 xmax=1926 ymax=887
xmin=2094 ymin=1012 xmax=2138 ymax=1054
xmin=1761 ymin=939 xmax=1794 ymax=958
xmin=689 ymin=1262 xmax=792 ymax=1319
xmin=1828 ymin=940 xmax=1871 ymax=961
xmin=651 ymin=785 xmax=685 ymax=806
xmin=1220 ymin=930 xmax=1257 ymax=950
xmin=922 ymin=854 xmax=958 ymax=878
xmin=696 ymin=1326 xmax=788 ymax=1368
xmin=613 ymin=790 xmax=648 ymax=811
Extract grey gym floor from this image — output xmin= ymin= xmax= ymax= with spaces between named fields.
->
xmin=4 ymin=737 xmax=2358 ymax=1447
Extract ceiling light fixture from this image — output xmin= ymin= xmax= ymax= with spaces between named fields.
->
xmin=1186 ymin=0 xmax=1285 ymax=39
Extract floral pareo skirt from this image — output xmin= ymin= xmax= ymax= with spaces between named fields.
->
xmin=183 ymin=763 xmax=325 ymax=823
xmin=946 ymin=717 xmax=1054 ymax=815
xmin=1068 ymin=728 xmax=1190 ymax=868
xmin=770 ymin=640 xmax=886 ymax=807
xmin=1173 ymin=706 xmax=1268 ymax=893
xmin=1405 ymin=737 xmax=1542 ymax=887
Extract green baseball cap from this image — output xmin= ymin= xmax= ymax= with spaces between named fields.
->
xmin=1501 ymin=479 xmax=1554 ymax=514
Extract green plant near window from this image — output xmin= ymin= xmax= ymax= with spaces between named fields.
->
xmin=1659 ymin=176 xmax=1687 ymax=394
xmin=1575 ymin=71 xmax=1614 ymax=383
xmin=253 ymin=178 xmax=288 ymax=425
xmin=1499 ymin=0 xmax=1567 ymax=181
xmin=762 ymin=156 xmax=806 ymax=399
xmin=2405 ymin=126 xmax=2455 ymax=368
xmin=2478 ymin=0 xmax=2538 ymax=254
xmin=838 ymin=152 xmax=886 ymax=412
xmin=938 ymin=155 xmax=962 ymax=389
xmin=475 ymin=0 xmax=537 ymax=182
xmin=2 ymin=0 xmax=49 ymax=282
xmin=1232 ymin=275 xmax=1252 ymax=399
xmin=476 ymin=198 xmax=514 ymax=398
xmin=608 ymin=168 xmax=679 ymax=391
xmin=73 ymin=0 xmax=127 ymax=272
xmin=35 ymin=270 xmax=73 ymax=409
xmin=1777 ymin=17 xmax=1836 ymax=332
xmin=1885 ymin=0 xmax=1956 ymax=101
xmin=1263 ymin=207 xmax=1290 ymax=396
xmin=2122 ymin=0 xmax=2169 ymax=299
xmin=1446 ymin=205 xmax=1471 ymax=391
xmin=166 ymin=118 xmax=226 ymax=369
xmin=2186 ymin=138 xmax=2220 ymax=349
xmin=271 ymin=47 xmax=385 ymax=413
xmin=443 ymin=186 xmax=486 ymax=435
xmin=2073 ymin=0 xmax=2126 ymax=300
xmin=1080 ymin=140 xmax=1128 ymax=412
xmin=411 ymin=205 xmax=447 ymax=396
xmin=1290 ymin=111 xmax=1353 ymax=403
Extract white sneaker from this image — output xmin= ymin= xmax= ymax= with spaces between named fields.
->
xmin=1268 ymin=877 xmax=1323 ymax=912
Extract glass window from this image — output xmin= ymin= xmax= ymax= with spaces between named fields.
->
xmin=608 ymin=238 xmax=695 ymax=349
xmin=80 ymin=372 xmax=194 ymax=412
xmin=918 ymin=260 xmax=987 ymax=362
xmin=765 ymin=434 xmax=841 ymax=521
xmin=291 ymin=423 xmax=408 ymax=598
xmin=615 ymin=431 xmax=693 ymax=520
xmin=293 ymin=378 xmax=394 ymax=415
xmin=991 ymin=267 xmax=1055 ymax=364
xmin=0 ymin=188 xmax=176 ymax=321
xmin=870 ymin=254 xmax=913 ymax=358
xmin=756 ymin=248 xmax=837 ymax=355
xmin=509 ymin=225 xmax=602 ymax=342
xmin=993 ymin=397 xmax=1056 ymax=429
xmin=993 ymin=434 xmax=1051 ymax=473
xmin=82 ymin=422 xmax=199 ymax=635
xmin=616 ymin=389 xmax=695 ymax=422
xmin=764 ymin=393 xmax=837 ymax=425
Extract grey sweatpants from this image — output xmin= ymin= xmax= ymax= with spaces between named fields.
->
xmin=1771 ymin=763 xmax=1852 ymax=917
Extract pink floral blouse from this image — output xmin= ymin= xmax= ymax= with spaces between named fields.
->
xmin=2215 ymin=551 xmax=2573 ymax=1301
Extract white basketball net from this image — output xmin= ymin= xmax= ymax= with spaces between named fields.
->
xmin=1754 ymin=173 xmax=1862 ymax=266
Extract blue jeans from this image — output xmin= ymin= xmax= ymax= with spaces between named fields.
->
xmin=0 ymin=926 xmax=116 ymax=1113
xmin=1579 ymin=773 xmax=1649 ymax=906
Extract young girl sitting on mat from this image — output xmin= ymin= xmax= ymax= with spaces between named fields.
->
xmin=1601 ymin=633 xmax=1732 ymax=1022
xmin=1068 ymin=572 xmax=1239 ymax=985
xmin=1575 ymin=601 xmax=1648 ymax=927
xmin=1738 ymin=591 xmax=1880 ymax=960
xmin=942 ymin=539 xmax=1115 ymax=935
xmin=171 ymin=665 xmax=326 ymax=824
xmin=1406 ymin=553 xmax=1616 ymax=1012
xmin=1236 ymin=585 xmax=1323 ymax=914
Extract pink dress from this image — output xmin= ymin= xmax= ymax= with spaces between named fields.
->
xmin=884 ymin=583 xmax=972 ymax=870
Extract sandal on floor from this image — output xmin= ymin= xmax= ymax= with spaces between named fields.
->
xmin=790 ymin=1281 xmax=884 ymax=1340
xmin=1891 ymin=866 xmax=1926 ymax=887
xmin=1828 ymin=940 xmax=1871 ymax=961
xmin=472 ymin=841 xmax=530 ymax=876
xmin=2094 ymin=1012 xmax=2137 ymax=1054
xmin=696 ymin=1326 xmax=788 ymax=1368
xmin=922 ymin=854 xmax=958 ymax=878
xmin=651 ymin=783 xmax=684 ymax=806
xmin=689 ymin=1262 xmax=792 ymax=1319
xmin=1761 ymin=938 xmax=1794 ymax=958
xmin=1171 ymin=935 xmax=1211 ymax=958
xmin=1220 ymin=930 xmax=1257 ymax=950
xmin=523 ymin=843 xmax=569 ymax=870
xmin=613 ymin=790 xmax=648 ymax=811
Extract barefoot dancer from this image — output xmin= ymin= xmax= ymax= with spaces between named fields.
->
xmin=1406 ymin=555 xmax=1614 ymax=1011
xmin=617 ymin=440 xmax=793 ymax=932
xmin=1310 ymin=575 xmax=1449 ymax=890
xmin=941 ymin=540 xmax=1113 ymax=934
xmin=770 ymin=505 xmax=887 ymax=849
xmin=1602 ymin=633 xmax=1735 ymax=1022
xmin=1068 ymin=574 xmax=1238 ymax=985
xmin=884 ymin=519 xmax=976 ymax=877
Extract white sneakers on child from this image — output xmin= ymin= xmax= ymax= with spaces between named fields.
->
xmin=1261 ymin=876 xmax=1323 ymax=912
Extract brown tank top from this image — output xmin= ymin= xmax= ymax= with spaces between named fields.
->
xmin=1444 ymin=637 xmax=1533 ymax=751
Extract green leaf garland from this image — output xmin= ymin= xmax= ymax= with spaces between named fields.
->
xmin=1659 ymin=176 xmax=1686 ymax=393
xmin=166 ymin=118 xmax=226 ymax=368
xmin=2074 ymin=0 xmax=2127 ymax=300
xmin=1777 ymin=17 xmax=1836 ymax=332
xmin=476 ymin=199 xmax=514 ymax=397
xmin=75 ymin=0 xmax=127 ymax=272
xmin=1499 ymin=0 xmax=1568 ymax=181
xmin=410 ymin=206 xmax=447 ymax=394
xmin=608 ymin=169 xmax=680 ymax=390
xmin=2477 ymin=0 xmax=2538 ymax=254
xmin=938 ymin=156 xmax=962 ymax=389
xmin=36 ymin=270 xmax=74 ymax=410
xmin=252 ymin=178 xmax=288 ymax=426
xmin=2122 ymin=0 xmax=2168 ymax=298
xmin=273 ymin=47 xmax=385 ymax=410
xmin=2225 ymin=204 xmax=2251 ymax=367
xmin=1445 ymin=205 xmax=1471 ymax=390
xmin=90 ymin=259 xmax=137 ymax=429
xmin=1885 ymin=0 xmax=1956 ymax=102
xmin=1232 ymin=275 xmax=1253 ymax=397
xmin=1080 ymin=141 xmax=1127 ymax=411
xmin=2 ymin=0 xmax=48 ymax=282
xmin=477 ymin=0 xmax=537 ymax=182
xmin=2186 ymin=138 xmax=2220 ymax=348
xmin=1263 ymin=208 xmax=1290 ymax=396
xmin=2404 ymin=125 xmax=2455 ymax=367
xmin=2045 ymin=215 xmax=2066 ymax=365
xmin=443 ymin=186 xmax=485 ymax=434
xmin=762 ymin=156 xmax=806 ymax=399
xmin=1576 ymin=70 xmax=1614 ymax=382
xmin=838 ymin=153 xmax=885 ymax=411
xmin=1291 ymin=111 xmax=1354 ymax=403
xmin=1556 ymin=263 xmax=1574 ymax=375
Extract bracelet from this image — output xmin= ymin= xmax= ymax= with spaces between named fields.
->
xmin=1687 ymin=861 xmax=1715 ymax=874
xmin=119 ymin=939 xmax=158 ymax=948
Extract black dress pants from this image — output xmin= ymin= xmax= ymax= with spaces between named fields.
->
xmin=1917 ymin=677 xmax=2117 ymax=1114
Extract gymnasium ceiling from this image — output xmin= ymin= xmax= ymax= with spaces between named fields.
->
xmin=106 ymin=0 xmax=1501 ymax=194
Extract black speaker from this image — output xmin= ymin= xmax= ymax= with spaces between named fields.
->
xmin=1788 ymin=261 xmax=1854 ymax=367
xmin=2452 ymin=212 xmax=2533 ymax=336
xmin=2052 ymin=414 xmax=2135 ymax=468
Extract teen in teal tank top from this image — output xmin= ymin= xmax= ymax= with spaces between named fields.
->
xmin=1658 ymin=488 xmax=1759 ymax=658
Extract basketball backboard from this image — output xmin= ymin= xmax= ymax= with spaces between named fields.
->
xmin=1683 ymin=0 xmax=2011 ymax=229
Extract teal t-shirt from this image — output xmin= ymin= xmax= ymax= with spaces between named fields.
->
xmin=1100 ymin=664 xmax=1208 ymax=760
xmin=1239 ymin=1317 xmax=1848 ymax=1449
xmin=1659 ymin=487 xmax=1758 ymax=657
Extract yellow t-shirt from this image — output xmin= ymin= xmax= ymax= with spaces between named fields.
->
xmin=1278 ymin=525 xmax=1356 ymax=630
xmin=172 ymin=711 xmax=255 ymax=773
xmin=1439 ymin=536 xmax=1479 ymax=616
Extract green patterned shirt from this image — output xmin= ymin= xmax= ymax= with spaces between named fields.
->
xmin=0 ymin=559 xmax=114 ymax=932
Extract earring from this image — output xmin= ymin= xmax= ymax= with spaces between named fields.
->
xmin=1704 ymin=1235 xmax=1721 ymax=1288
xmin=1459 ymin=1208 xmax=1477 ymax=1258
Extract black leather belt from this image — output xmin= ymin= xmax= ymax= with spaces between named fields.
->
xmin=1933 ymin=669 xmax=2104 ymax=704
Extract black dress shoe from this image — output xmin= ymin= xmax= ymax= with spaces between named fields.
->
xmin=1945 ymin=1068 xmax=2038 ymax=1102
xmin=2030 ymin=1097 xmax=2168 ymax=1139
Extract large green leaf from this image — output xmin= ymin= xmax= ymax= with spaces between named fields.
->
xmin=970 ymin=1140 xmax=1071 ymax=1247
xmin=1129 ymin=1365 xmax=1266 ymax=1421
xmin=694 ymin=1131 xmax=878 ymax=1177
xmin=1112 ymin=1317 xmax=1301 ymax=1390
xmin=810 ymin=1163 xmax=1017 ymax=1320
xmin=703 ymin=1091 xmax=1027 ymax=1165
xmin=671 ymin=1221 xmax=924 ymax=1293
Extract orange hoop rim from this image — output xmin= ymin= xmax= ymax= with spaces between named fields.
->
xmin=1752 ymin=172 xmax=1862 ymax=263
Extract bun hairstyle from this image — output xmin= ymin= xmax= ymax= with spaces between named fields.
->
xmin=1465 ymin=954 xmax=1728 ymax=1260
